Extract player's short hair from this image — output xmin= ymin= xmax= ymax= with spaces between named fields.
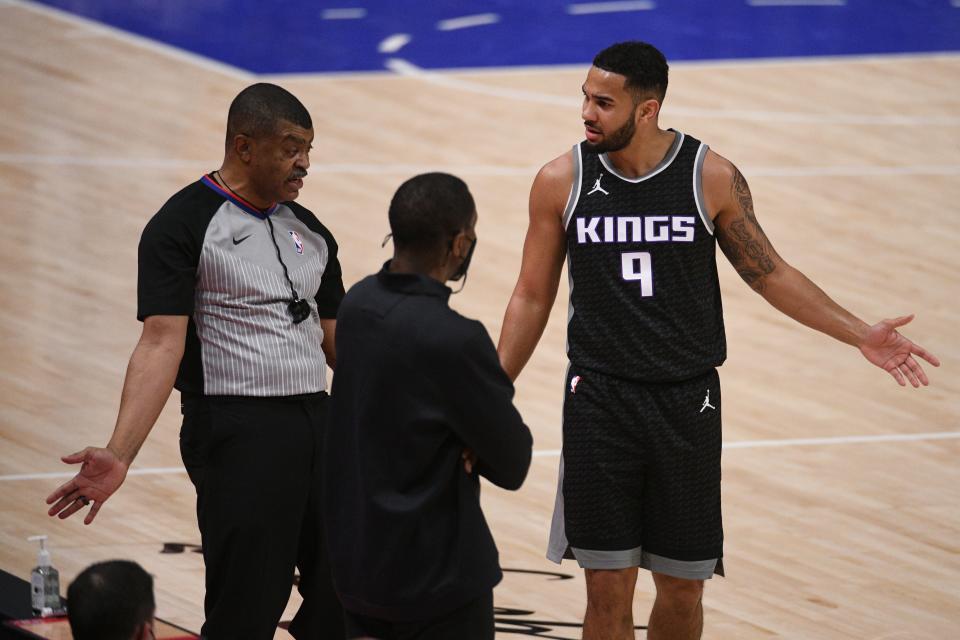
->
xmin=226 ymin=83 xmax=312 ymax=144
xmin=389 ymin=173 xmax=476 ymax=255
xmin=592 ymin=41 xmax=669 ymax=104
xmin=67 ymin=560 xmax=155 ymax=640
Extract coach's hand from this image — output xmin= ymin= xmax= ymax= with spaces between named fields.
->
xmin=462 ymin=448 xmax=478 ymax=474
xmin=858 ymin=315 xmax=940 ymax=387
xmin=45 ymin=447 xmax=128 ymax=524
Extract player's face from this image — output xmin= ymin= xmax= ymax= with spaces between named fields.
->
xmin=248 ymin=121 xmax=314 ymax=203
xmin=581 ymin=67 xmax=639 ymax=154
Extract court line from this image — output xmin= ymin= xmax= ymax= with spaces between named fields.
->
xmin=1 ymin=154 xmax=958 ymax=178
xmin=10 ymin=0 xmax=252 ymax=80
xmin=437 ymin=13 xmax=500 ymax=31
xmin=4 ymin=431 xmax=957 ymax=481
xmin=567 ymin=1 xmax=657 ymax=15
xmin=747 ymin=0 xmax=846 ymax=6
xmin=385 ymin=58 xmax=960 ymax=126
xmin=532 ymin=430 xmax=960 ymax=458
xmin=321 ymin=8 xmax=367 ymax=20
xmin=0 ymin=467 xmax=187 ymax=482
xmin=378 ymin=33 xmax=411 ymax=54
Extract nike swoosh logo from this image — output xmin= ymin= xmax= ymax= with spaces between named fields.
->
xmin=232 ymin=234 xmax=252 ymax=245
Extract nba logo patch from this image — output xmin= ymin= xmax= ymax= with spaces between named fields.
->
xmin=289 ymin=230 xmax=304 ymax=254
xmin=570 ymin=375 xmax=581 ymax=394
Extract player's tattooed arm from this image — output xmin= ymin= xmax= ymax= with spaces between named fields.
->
xmin=715 ymin=166 xmax=783 ymax=294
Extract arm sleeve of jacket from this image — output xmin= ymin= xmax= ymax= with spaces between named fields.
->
xmin=441 ymin=322 xmax=533 ymax=491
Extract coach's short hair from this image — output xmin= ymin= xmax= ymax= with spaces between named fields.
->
xmin=226 ymin=83 xmax=312 ymax=144
xmin=593 ymin=41 xmax=669 ymax=104
xmin=67 ymin=560 xmax=155 ymax=640
xmin=389 ymin=173 xmax=476 ymax=254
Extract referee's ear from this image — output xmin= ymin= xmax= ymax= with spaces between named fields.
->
xmin=230 ymin=133 xmax=253 ymax=163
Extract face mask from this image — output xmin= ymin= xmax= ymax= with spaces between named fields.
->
xmin=450 ymin=236 xmax=477 ymax=293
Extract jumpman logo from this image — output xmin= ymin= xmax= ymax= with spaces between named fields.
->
xmin=588 ymin=173 xmax=609 ymax=196
xmin=700 ymin=389 xmax=716 ymax=413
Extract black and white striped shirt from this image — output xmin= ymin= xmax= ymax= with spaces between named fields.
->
xmin=137 ymin=175 xmax=345 ymax=396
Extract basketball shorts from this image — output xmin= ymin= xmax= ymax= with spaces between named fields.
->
xmin=547 ymin=366 xmax=724 ymax=580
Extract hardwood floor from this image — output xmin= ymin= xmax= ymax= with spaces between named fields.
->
xmin=1 ymin=2 xmax=957 ymax=637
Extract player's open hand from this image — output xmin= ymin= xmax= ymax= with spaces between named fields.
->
xmin=858 ymin=315 xmax=940 ymax=387
xmin=45 ymin=447 xmax=128 ymax=524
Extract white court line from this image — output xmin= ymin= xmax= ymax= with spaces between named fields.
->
xmin=378 ymin=33 xmax=412 ymax=54
xmin=5 ymin=431 xmax=958 ymax=480
xmin=437 ymin=13 xmax=500 ymax=31
xmin=1 ymin=154 xmax=958 ymax=178
xmin=385 ymin=58 xmax=960 ymax=126
xmin=9 ymin=0 xmax=252 ymax=81
xmin=746 ymin=164 xmax=960 ymax=177
xmin=567 ymin=1 xmax=656 ymax=15
xmin=387 ymin=58 xmax=574 ymax=106
xmin=0 ymin=467 xmax=187 ymax=482
xmin=321 ymin=8 xmax=367 ymax=20
xmin=532 ymin=430 xmax=960 ymax=458
xmin=747 ymin=0 xmax=846 ymax=5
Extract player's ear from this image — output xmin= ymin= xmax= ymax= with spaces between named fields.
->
xmin=637 ymin=98 xmax=660 ymax=123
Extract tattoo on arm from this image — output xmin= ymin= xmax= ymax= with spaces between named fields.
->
xmin=718 ymin=168 xmax=779 ymax=293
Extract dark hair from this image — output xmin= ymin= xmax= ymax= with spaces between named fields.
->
xmin=226 ymin=83 xmax=312 ymax=144
xmin=592 ymin=41 xmax=669 ymax=104
xmin=67 ymin=560 xmax=155 ymax=640
xmin=389 ymin=173 xmax=475 ymax=254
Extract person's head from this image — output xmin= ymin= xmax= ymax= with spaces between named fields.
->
xmin=224 ymin=82 xmax=314 ymax=204
xmin=67 ymin=560 xmax=155 ymax=640
xmin=388 ymin=173 xmax=477 ymax=283
xmin=582 ymin=41 xmax=669 ymax=153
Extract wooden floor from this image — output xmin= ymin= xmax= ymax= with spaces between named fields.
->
xmin=2 ymin=2 xmax=959 ymax=638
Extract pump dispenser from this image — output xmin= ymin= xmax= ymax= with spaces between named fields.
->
xmin=27 ymin=535 xmax=61 ymax=615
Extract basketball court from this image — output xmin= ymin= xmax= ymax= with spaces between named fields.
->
xmin=1 ymin=1 xmax=958 ymax=637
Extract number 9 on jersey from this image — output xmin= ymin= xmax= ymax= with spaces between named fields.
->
xmin=621 ymin=251 xmax=653 ymax=297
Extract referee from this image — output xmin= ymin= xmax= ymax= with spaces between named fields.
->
xmin=323 ymin=173 xmax=533 ymax=639
xmin=46 ymin=84 xmax=345 ymax=639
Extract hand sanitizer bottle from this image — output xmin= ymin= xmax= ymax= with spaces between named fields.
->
xmin=27 ymin=536 xmax=61 ymax=616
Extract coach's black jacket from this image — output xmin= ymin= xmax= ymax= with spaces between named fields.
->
xmin=323 ymin=263 xmax=533 ymax=621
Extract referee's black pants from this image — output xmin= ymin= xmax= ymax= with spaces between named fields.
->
xmin=180 ymin=392 xmax=344 ymax=640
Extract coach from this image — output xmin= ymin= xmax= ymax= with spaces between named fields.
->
xmin=323 ymin=173 xmax=532 ymax=639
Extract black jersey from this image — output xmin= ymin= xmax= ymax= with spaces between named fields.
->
xmin=564 ymin=131 xmax=726 ymax=382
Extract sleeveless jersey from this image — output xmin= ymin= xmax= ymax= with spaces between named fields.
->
xmin=564 ymin=131 xmax=726 ymax=382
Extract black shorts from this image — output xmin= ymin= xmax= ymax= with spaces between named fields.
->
xmin=547 ymin=367 xmax=724 ymax=579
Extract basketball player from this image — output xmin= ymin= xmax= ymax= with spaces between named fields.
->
xmin=497 ymin=41 xmax=940 ymax=640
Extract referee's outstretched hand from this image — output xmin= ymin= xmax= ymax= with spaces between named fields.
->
xmin=858 ymin=315 xmax=940 ymax=387
xmin=45 ymin=447 xmax=128 ymax=525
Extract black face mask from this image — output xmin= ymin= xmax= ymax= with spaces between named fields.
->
xmin=450 ymin=236 xmax=477 ymax=293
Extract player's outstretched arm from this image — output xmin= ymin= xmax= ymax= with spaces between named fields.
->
xmin=45 ymin=315 xmax=187 ymax=523
xmin=706 ymin=152 xmax=939 ymax=387
xmin=497 ymin=153 xmax=571 ymax=382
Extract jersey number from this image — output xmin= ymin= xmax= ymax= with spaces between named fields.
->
xmin=621 ymin=252 xmax=653 ymax=296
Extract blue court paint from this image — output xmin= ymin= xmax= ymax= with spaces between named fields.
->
xmin=31 ymin=0 xmax=960 ymax=74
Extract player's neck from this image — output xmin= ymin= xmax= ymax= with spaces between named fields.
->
xmin=605 ymin=127 xmax=676 ymax=179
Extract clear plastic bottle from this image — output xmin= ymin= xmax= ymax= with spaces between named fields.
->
xmin=27 ymin=535 xmax=61 ymax=616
